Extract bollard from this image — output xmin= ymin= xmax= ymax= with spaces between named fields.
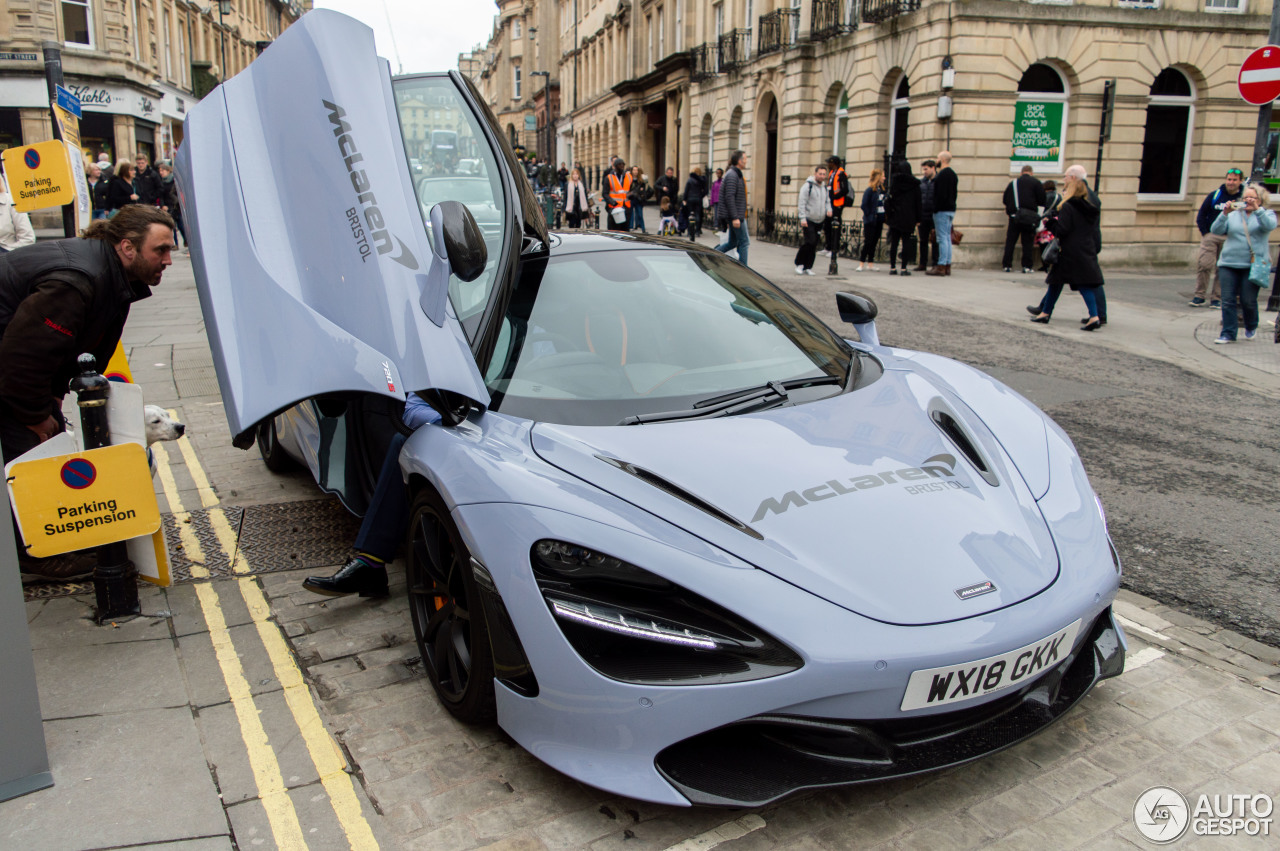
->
xmin=68 ymin=354 xmax=140 ymax=622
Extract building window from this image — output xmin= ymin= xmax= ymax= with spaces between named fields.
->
xmin=513 ymin=18 xmax=522 ymax=40
xmin=62 ymin=0 xmax=92 ymax=47
xmin=833 ymin=89 xmax=849 ymax=161
xmin=658 ymin=6 xmax=665 ymax=60
xmin=1205 ymin=0 xmax=1243 ymax=10
xmin=1138 ymin=68 xmax=1194 ymax=198
xmin=714 ymin=2 xmax=724 ymax=38
xmin=1010 ymin=62 xmax=1068 ymax=174
xmin=647 ymin=14 xmax=654 ymax=67
xmin=675 ymin=0 xmax=683 ymax=50
xmin=888 ymin=76 xmax=910 ymax=160
xmin=514 ymin=64 xmax=522 ymax=100
xmin=1118 ymin=0 xmax=1159 ymax=6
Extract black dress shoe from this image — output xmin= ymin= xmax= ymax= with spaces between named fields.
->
xmin=1026 ymin=305 xmax=1041 ymax=316
xmin=1030 ymin=315 xmax=1051 ymax=324
xmin=303 ymin=557 xmax=389 ymax=598
xmin=1080 ymin=318 xmax=1102 ymax=331
xmin=1080 ymin=318 xmax=1108 ymax=326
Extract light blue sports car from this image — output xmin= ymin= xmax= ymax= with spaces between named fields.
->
xmin=177 ymin=11 xmax=1125 ymax=807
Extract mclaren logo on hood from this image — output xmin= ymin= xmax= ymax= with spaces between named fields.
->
xmin=751 ymin=454 xmax=962 ymax=523
xmin=323 ymin=99 xmax=419 ymax=271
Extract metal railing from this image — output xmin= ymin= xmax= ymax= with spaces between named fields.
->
xmin=757 ymin=9 xmax=799 ymax=56
xmin=754 ymin=209 xmax=883 ymax=261
xmin=690 ymin=43 xmax=717 ymax=82
xmin=811 ymin=0 xmax=855 ymax=41
xmin=862 ymin=0 xmax=921 ymax=24
xmin=717 ymin=28 xmax=752 ymax=73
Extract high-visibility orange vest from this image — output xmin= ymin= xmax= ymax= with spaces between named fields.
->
xmin=830 ymin=167 xmax=847 ymax=208
xmin=607 ymin=171 xmax=632 ymax=208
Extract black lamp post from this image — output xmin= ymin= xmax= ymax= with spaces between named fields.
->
xmin=218 ymin=1 xmax=231 ymax=79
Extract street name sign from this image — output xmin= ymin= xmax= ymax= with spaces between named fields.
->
xmin=8 ymin=443 xmax=160 ymax=557
xmin=1238 ymin=45 xmax=1280 ymax=105
xmin=1 ymin=140 xmax=76 ymax=212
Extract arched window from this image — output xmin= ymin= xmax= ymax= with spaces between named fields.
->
xmin=833 ymin=89 xmax=849 ymax=161
xmin=702 ymin=113 xmax=715 ymax=174
xmin=1138 ymin=68 xmax=1194 ymax=198
xmin=888 ymin=75 xmax=910 ymax=159
xmin=1010 ymin=62 xmax=1068 ymax=174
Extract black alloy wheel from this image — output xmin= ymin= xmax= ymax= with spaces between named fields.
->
xmin=406 ymin=488 xmax=496 ymax=722
xmin=256 ymin=418 xmax=296 ymax=472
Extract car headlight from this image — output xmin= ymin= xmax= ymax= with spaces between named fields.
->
xmin=532 ymin=540 xmax=802 ymax=686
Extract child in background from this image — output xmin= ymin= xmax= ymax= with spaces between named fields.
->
xmin=659 ymin=197 xmax=679 ymax=235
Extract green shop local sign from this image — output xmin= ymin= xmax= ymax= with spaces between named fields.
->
xmin=1010 ymin=101 xmax=1064 ymax=169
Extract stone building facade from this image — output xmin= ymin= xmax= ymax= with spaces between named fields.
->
xmin=0 ymin=0 xmax=306 ymax=172
xmin=466 ymin=0 xmax=1271 ymax=263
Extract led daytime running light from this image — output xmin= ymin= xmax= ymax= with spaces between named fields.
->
xmin=550 ymin=598 xmax=720 ymax=650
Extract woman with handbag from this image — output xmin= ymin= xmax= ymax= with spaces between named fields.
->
xmin=563 ymin=167 xmax=592 ymax=230
xmin=1210 ymin=182 xmax=1275 ymax=343
xmin=857 ymin=169 xmax=886 ymax=271
xmin=1028 ymin=175 xmax=1104 ymax=329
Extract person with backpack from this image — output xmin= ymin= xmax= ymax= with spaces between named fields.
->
xmin=794 ymin=164 xmax=831 ymax=275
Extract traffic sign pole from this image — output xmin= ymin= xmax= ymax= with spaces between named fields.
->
xmin=69 ymin=355 xmax=141 ymax=623
xmin=41 ymin=41 xmax=76 ymax=238
xmin=1247 ymin=2 xmax=1280 ymax=180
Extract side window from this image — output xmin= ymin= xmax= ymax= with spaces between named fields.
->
xmin=392 ymin=76 xmax=507 ymax=340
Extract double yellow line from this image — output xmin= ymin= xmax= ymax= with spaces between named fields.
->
xmin=155 ymin=417 xmax=378 ymax=850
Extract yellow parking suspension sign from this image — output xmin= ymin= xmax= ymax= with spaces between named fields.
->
xmin=1 ymin=140 xmax=77 ymax=212
xmin=8 ymin=443 xmax=160 ymax=557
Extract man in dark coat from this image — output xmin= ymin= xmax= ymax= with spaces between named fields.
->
xmin=1002 ymin=164 xmax=1048 ymax=273
xmin=656 ymin=167 xmax=680 ymax=210
xmin=714 ymin=151 xmax=750 ymax=267
xmin=917 ymin=159 xmax=936 ymax=271
xmin=133 ymin=153 xmax=164 ymax=206
xmin=0 ymin=204 xmax=174 ymax=580
xmin=1191 ymin=167 xmax=1244 ymax=307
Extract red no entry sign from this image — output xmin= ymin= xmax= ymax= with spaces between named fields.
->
xmin=1239 ymin=45 xmax=1280 ymax=105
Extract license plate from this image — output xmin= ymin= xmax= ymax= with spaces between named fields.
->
xmin=900 ymin=620 xmax=1082 ymax=711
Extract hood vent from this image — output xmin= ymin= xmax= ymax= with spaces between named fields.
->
xmin=929 ymin=403 xmax=999 ymax=487
xmin=595 ymin=455 xmax=764 ymax=540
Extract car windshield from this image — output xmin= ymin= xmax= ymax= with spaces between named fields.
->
xmin=392 ymin=75 xmax=506 ymax=339
xmin=485 ymin=248 xmax=854 ymax=425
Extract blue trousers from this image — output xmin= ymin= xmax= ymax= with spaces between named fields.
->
xmin=1218 ymin=265 xmax=1259 ymax=341
xmin=715 ymin=220 xmax=751 ymax=267
xmin=1040 ymin=284 xmax=1102 ymax=319
xmin=353 ymin=432 xmax=409 ymax=562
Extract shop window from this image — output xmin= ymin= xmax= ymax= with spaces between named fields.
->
xmin=1138 ymin=68 xmax=1194 ymax=198
xmin=1010 ymin=62 xmax=1068 ymax=174
xmin=62 ymin=0 xmax=93 ymax=48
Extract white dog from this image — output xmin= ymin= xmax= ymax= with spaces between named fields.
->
xmin=145 ymin=405 xmax=186 ymax=445
xmin=144 ymin=405 xmax=186 ymax=476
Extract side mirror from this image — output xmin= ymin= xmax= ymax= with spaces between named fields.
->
xmin=421 ymin=201 xmax=488 ymax=325
xmin=835 ymin=291 xmax=880 ymax=348
xmin=430 ymin=200 xmax=487 ymax=282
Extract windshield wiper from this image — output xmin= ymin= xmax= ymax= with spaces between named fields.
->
xmin=619 ymin=375 xmax=842 ymax=426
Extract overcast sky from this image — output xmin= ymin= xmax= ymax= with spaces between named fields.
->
xmin=311 ymin=1 xmax=497 ymax=74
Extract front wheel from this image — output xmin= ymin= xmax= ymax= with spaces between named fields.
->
xmin=405 ymin=488 xmax=495 ymax=722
